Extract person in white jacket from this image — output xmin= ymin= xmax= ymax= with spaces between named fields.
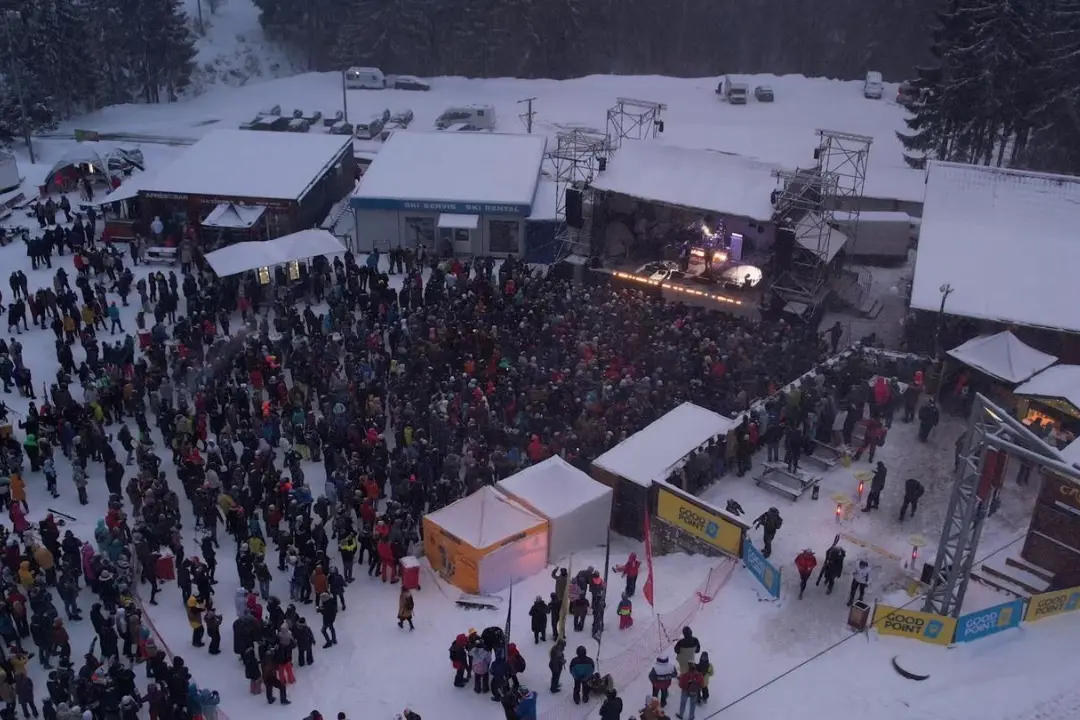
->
xmin=469 ymin=645 xmax=492 ymax=694
xmin=847 ymin=560 xmax=871 ymax=607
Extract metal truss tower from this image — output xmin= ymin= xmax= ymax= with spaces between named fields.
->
xmin=544 ymin=128 xmax=611 ymax=260
xmin=767 ymin=167 xmax=839 ymax=316
xmin=816 ymin=129 xmax=872 ymax=253
xmin=606 ymin=97 xmax=666 ymax=150
xmin=924 ymin=393 xmax=1080 ymax=618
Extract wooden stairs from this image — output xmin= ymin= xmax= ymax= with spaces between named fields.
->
xmin=971 ymin=555 xmax=1053 ymax=599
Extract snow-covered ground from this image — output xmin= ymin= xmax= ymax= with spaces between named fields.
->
xmin=183 ymin=0 xmax=301 ymax=91
xmin=12 ymin=71 xmax=925 ymax=205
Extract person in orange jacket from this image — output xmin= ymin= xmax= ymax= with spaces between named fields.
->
xmin=311 ymin=567 xmax=329 ymax=597
xmin=794 ymin=549 xmax=817 ymax=599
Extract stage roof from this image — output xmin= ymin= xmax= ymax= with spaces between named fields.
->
xmin=591 ymin=141 xmax=780 ymax=223
xmin=910 ymin=162 xmax=1080 ymax=333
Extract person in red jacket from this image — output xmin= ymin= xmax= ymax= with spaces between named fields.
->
xmin=378 ymin=537 xmax=398 ymax=583
xmin=613 ymin=552 xmax=641 ymax=598
xmin=676 ymin=663 xmax=704 ymax=719
xmin=794 ymin=549 xmax=817 ymax=599
xmin=853 ymin=415 xmax=885 ymax=463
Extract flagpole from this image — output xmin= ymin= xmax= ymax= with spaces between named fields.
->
xmin=597 ymin=523 xmax=612 ymax=661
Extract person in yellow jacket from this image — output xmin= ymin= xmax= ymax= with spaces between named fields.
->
xmin=32 ymin=544 xmax=56 ymax=585
xmin=9 ymin=473 xmax=25 ymax=510
xmin=248 ymin=536 xmax=266 ymax=557
xmin=17 ymin=561 xmax=33 ymax=588
xmin=186 ymin=594 xmax=206 ymax=647
xmin=81 ymin=304 xmax=96 ymax=329
xmin=338 ymin=533 xmax=357 ymax=582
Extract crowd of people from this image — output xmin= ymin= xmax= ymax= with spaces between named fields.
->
xmin=0 ymin=194 xmax=944 ymax=720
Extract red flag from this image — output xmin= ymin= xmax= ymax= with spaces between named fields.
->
xmin=643 ymin=509 xmax=656 ymax=607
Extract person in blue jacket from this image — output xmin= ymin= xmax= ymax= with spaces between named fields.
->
xmin=568 ymin=646 xmax=596 ymax=705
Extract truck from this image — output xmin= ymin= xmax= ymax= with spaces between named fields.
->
xmin=716 ymin=75 xmax=749 ymax=104
xmin=831 ymin=211 xmax=916 ymax=263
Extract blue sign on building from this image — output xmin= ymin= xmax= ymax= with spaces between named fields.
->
xmin=349 ymin=196 xmax=533 ymax=215
xmin=954 ymin=598 xmax=1024 ymax=642
xmin=742 ymin=536 xmax=781 ymax=598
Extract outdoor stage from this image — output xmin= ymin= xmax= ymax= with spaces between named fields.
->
xmin=596 ymin=258 xmax=765 ymax=317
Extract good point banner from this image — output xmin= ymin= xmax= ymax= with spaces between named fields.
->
xmin=874 ymin=604 xmax=957 ymax=646
xmin=954 ymin=599 xmax=1025 ymax=642
xmin=741 ymin=536 xmax=781 ymax=598
xmin=1025 ymin=585 xmax=1080 ymax=623
xmin=656 ymin=487 xmax=744 ymax=556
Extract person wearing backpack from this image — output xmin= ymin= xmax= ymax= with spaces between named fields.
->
xmin=507 ymin=643 xmax=526 ymax=690
xmin=450 ymin=633 xmax=470 ymax=688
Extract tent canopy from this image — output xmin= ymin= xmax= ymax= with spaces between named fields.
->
xmin=593 ymin=402 xmax=739 ymax=487
xmin=496 ymin=456 xmax=613 ymax=563
xmin=203 ymin=228 xmax=346 ymax=277
xmin=426 ymin=486 xmax=546 ymax=550
xmin=946 ymin=331 xmax=1057 ymax=384
xmin=1015 ymin=365 xmax=1080 ymax=417
xmin=43 ymin=147 xmax=108 ymax=191
xmin=203 ymin=202 xmax=266 ymax=229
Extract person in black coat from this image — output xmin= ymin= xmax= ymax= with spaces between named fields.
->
xmin=817 ymin=544 xmax=846 ymax=594
xmin=918 ymin=400 xmax=940 ymax=442
xmin=598 ymin=689 xmax=623 ymax=720
xmin=529 ymin=596 xmax=548 ymax=643
xmin=899 ymin=478 xmax=925 ymax=522
xmin=294 ymin=618 xmax=315 ymax=667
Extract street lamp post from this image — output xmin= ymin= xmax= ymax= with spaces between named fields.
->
xmin=3 ymin=10 xmax=34 ymax=164
xmin=934 ymin=282 xmax=953 ymax=403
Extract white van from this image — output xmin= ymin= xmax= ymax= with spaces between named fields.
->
xmin=435 ymin=104 xmax=496 ymax=130
xmin=354 ymin=113 xmax=388 ymax=140
xmin=344 ymin=67 xmax=386 ymax=90
xmin=864 ymin=71 xmax=884 ymax=99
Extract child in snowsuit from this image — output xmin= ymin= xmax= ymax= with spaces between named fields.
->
xmin=696 ymin=652 xmax=714 ymax=703
xmin=617 ymin=594 xmax=633 ymax=630
xmin=649 ymin=655 xmax=677 ymax=707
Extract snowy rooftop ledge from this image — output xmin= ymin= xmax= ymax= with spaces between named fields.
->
xmin=910 ymin=161 xmax=1080 ymax=333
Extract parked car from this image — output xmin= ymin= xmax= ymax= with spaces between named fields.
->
xmin=435 ymin=104 xmax=495 ymax=130
xmin=718 ymin=75 xmax=748 ymax=104
xmin=390 ymin=109 xmax=414 ymax=126
xmin=323 ymin=110 xmax=344 ymax=127
xmin=754 ymin=85 xmax=774 ymax=102
xmin=390 ymin=75 xmax=430 ymax=91
xmin=287 ymin=118 xmax=310 ymax=133
xmin=329 ymin=121 xmax=354 ymax=136
xmin=864 ymin=71 xmax=884 ymax=99
xmin=354 ymin=113 xmax=387 ymax=140
xmin=344 ymin=67 xmax=386 ymax=89
xmin=258 ymin=104 xmax=282 ymax=116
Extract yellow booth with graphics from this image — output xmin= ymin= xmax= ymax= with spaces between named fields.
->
xmin=423 ymin=486 xmax=550 ymax=594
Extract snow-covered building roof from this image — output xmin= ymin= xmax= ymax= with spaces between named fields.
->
xmin=140 ymin=130 xmax=352 ymax=203
xmin=946 ymin=331 xmax=1058 ymax=384
xmin=350 ymin=131 xmax=547 ymax=215
xmin=527 ymin=176 xmax=561 ymax=221
xmin=202 ymin=202 xmax=266 ymax=229
xmin=1015 ymin=365 xmax=1080 ymax=413
xmin=590 ymin=142 xmax=780 ymax=222
xmin=424 ymin=486 xmax=546 ymax=549
xmin=497 ymin=456 xmax=611 ymax=519
xmin=911 ymin=162 xmax=1080 ymax=333
xmin=593 ymin=402 xmax=738 ymax=487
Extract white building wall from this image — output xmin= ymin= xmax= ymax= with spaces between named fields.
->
xmin=354 ymin=207 xmax=527 ymax=256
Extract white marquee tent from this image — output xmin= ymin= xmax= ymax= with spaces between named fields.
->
xmin=423 ymin=486 xmax=549 ymax=594
xmin=946 ymin=331 xmax=1058 ymax=385
xmin=496 ymin=456 xmax=613 ymax=563
xmin=204 ymin=228 xmax=346 ymax=277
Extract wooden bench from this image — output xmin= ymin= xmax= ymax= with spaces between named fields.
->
xmin=144 ymin=246 xmax=178 ymax=265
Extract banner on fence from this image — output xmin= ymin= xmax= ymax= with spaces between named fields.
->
xmin=1025 ymin=585 xmax=1080 ymax=623
xmin=656 ymin=486 xmax=745 ymax=556
xmin=741 ymin=536 xmax=781 ymax=598
xmin=954 ymin=599 xmax=1024 ymax=642
xmin=873 ymin=604 xmax=957 ymax=645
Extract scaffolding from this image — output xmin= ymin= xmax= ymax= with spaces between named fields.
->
xmin=924 ymin=393 xmax=1080 ymax=618
xmin=764 ymin=129 xmax=872 ymax=320
xmin=544 ymin=128 xmax=611 ymax=260
xmin=606 ymin=97 xmax=666 ymax=149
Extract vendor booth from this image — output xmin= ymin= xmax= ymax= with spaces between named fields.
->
xmin=423 ymin=487 xmax=549 ymax=594
xmin=942 ymin=331 xmax=1058 ymax=412
xmin=203 ymin=228 xmax=346 ymax=287
xmin=591 ymin=402 xmax=737 ymax=540
xmin=496 ymin=456 xmax=613 ymax=564
xmin=1021 ymin=469 xmax=1080 ymax=586
xmin=1014 ymin=365 xmax=1080 ymax=443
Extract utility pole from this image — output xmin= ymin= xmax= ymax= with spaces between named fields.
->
xmin=341 ymin=69 xmax=349 ymax=123
xmin=517 ymin=97 xmax=537 ymax=134
xmin=933 ymin=282 xmax=953 ymax=402
xmin=3 ymin=10 xmax=34 ymax=164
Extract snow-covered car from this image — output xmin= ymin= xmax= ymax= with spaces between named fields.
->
xmin=390 ymin=109 xmax=414 ymax=126
xmin=754 ymin=85 xmax=774 ymax=102
xmin=391 ymin=76 xmax=430 ymax=91
xmin=635 ymin=261 xmax=680 ymax=283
